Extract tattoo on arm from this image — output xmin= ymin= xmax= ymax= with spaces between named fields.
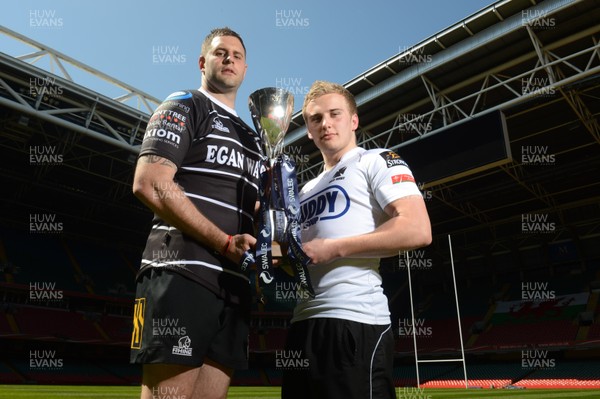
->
xmin=142 ymin=155 xmax=177 ymax=170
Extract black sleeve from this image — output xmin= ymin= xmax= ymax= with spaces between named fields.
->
xmin=139 ymin=91 xmax=200 ymax=168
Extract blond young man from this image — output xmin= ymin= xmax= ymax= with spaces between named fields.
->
xmin=282 ymin=81 xmax=432 ymax=399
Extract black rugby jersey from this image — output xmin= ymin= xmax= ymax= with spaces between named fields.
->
xmin=137 ymin=89 xmax=263 ymax=303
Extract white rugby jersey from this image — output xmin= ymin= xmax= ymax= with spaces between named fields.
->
xmin=292 ymin=146 xmax=422 ymax=325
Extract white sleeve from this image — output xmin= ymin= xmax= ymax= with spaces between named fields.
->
xmin=366 ymin=150 xmax=423 ymax=208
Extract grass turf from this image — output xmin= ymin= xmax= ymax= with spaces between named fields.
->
xmin=0 ymin=386 xmax=599 ymax=398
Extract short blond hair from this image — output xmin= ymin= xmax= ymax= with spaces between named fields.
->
xmin=302 ymin=81 xmax=357 ymax=122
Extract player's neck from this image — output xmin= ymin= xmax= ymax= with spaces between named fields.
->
xmin=201 ymin=84 xmax=237 ymax=110
xmin=322 ymin=145 xmax=357 ymax=171
xmin=199 ymin=87 xmax=238 ymax=115
xmin=208 ymin=91 xmax=236 ymax=109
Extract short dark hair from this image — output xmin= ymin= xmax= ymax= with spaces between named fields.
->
xmin=201 ymin=27 xmax=246 ymax=56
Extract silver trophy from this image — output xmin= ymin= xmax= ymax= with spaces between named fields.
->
xmin=248 ymin=88 xmax=294 ymax=257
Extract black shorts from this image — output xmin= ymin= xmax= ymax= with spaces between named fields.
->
xmin=281 ymin=318 xmax=396 ymax=399
xmin=130 ymin=268 xmax=250 ymax=370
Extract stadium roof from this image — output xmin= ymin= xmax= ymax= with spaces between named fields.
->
xmin=286 ymin=0 xmax=600 ymax=262
xmin=1 ymin=0 xmax=599 ymax=265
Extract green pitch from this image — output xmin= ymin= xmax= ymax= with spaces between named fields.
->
xmin=0 ymin=385 xmax=599 ymax=398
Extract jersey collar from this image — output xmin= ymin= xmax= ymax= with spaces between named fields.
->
xmin=198 ymin=87 xmax=238 ymax=117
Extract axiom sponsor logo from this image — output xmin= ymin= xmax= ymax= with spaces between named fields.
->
xmin=144 ymin=128 xmax=182 ymax=148
xmin=380 ymin=150 xmax=408 ymax=168
xmin=172 ymin=336 xmax=193 ymax=357
xmin=300 ymin=185 xmax=350 ymax=228
xmin=131 ymin=298 xmax=145 ymax=349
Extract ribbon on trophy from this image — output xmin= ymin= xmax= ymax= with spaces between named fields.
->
xmin=272 ymin=154 xmax=314 ymax=296
xmin=248 ymin=88 xmax=315 ymax=300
